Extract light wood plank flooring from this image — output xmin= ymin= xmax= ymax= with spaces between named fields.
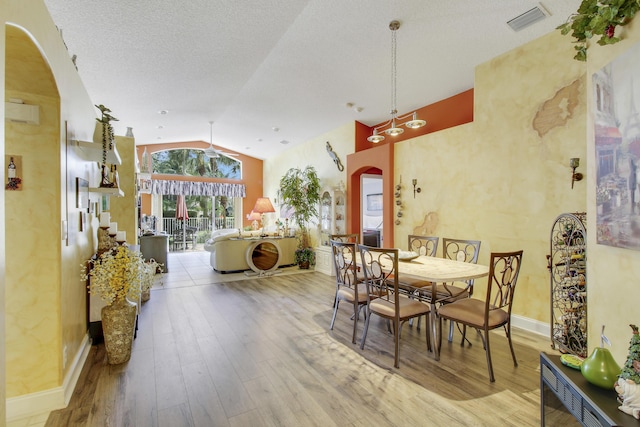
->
xmin=45 ymin=251 xmax=557 ymax=427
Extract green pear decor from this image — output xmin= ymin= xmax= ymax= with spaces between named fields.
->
xmin=581 ymin=325 xmax=621 ymax=389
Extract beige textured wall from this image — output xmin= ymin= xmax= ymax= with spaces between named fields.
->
xmin=5 ymin=25 xmax=63 ymax=396
xmin=586 ymin=19 xmax=640 ymax=363
xmin=263 ymin=122 xmax=354 ymax=247
xmin=109 ymin=136 xmax=137 ymax=245
xmin=3 ymin=0 xmax=100 ymax=407
xmin=396 ymin=30 xmax=587 ymax=328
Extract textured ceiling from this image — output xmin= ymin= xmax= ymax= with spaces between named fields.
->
xmin=42 ymin=0 xmax=581 ymax=160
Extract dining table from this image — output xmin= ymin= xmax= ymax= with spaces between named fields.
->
xmin=360 ymin=253 xmax=490 ymax=361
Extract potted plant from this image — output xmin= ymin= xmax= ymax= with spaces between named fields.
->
xmin=295 ymin=247 xmax=316 ymax=269
xmin=82 ymin=245 xmax=144 ymax=364
xmin=279 ymin=166 xmax=321 ymax=268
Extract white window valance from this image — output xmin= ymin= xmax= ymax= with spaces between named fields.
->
xmin=150 ymin=180 xmax=246 ymax=198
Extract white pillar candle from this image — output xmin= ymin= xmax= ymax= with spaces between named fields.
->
xmin=116 ymin=231 xmax=126 ymax=242
xmin=99 ymin=212 xmax=110 ymax=227
xmin=108 ymin=222 xmax=118 ymax=235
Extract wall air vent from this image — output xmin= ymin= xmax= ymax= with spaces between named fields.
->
xmin=507 ymin=4 xmax=549 ymax=32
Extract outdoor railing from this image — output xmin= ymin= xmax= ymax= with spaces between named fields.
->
xmin=161 ymin=217 xmax=235 ymax=238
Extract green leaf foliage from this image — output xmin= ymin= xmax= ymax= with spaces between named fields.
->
xmin=279 ymin=166 xmax=321 ymax=249
xmin=557 ymin=0 xmax=640 ymax=61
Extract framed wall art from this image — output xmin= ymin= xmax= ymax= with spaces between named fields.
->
xmin=593 ymin=40 xmax=640 ymax=250
xmin=76 ymin=177 xmax=89 ymax=210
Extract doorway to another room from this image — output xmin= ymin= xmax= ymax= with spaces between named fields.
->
xmin=362 ymin=174 xmax=383 ymax=247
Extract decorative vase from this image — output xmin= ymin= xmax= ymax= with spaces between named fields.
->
xmin=581 ymin=347 xmax=621 ymax=389
xmin=141 ymin=287 xmax=150 ymax=302
xmin=101 ymin=298 xmax=137 ymax=364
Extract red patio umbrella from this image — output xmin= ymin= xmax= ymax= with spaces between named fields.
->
xmin=175 ymin=195 xmax=189 ymax=249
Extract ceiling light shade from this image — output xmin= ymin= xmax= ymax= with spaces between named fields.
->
xmin=405 ymin=112 xmax=427 ymax=129
xmin=367 ymin=129 xmax=385 ymax=143
xmin=370 ymin=20 xmax=426 ymax=143
xmin=252 ymin=197 xmax=275 ymax=214
xmin=385 ymin=119 xmax=404 ymax=136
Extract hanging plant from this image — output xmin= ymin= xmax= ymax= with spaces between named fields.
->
xmin=557 ymin=0 xmax=640 ymax=61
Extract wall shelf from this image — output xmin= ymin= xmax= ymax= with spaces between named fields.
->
xmin=90 ymin=187 xmax=124 ymax=197
xmin=74 ymin=140 xmax=122 ymax=165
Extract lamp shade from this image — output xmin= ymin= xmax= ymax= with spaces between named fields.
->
xmin=247 ymin=210 xmax=262 ymax=221
xmin=252 ymin=197 xmax=275 ymax=214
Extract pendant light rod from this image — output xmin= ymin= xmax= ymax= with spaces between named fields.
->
xmin=368 ymin=20 xmax=426 ymax=144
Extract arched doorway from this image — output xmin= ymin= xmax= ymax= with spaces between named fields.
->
xmin=346 ymin=143 xmax=395 ymax=248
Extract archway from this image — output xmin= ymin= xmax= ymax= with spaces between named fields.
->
xmin=346 ymin=143 xmax=395 ymax=247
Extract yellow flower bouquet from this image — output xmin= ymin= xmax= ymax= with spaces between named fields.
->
xmin=82 ymin=245 xmax=145 ymax=305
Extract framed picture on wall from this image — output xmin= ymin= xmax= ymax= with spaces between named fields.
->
xmin=367 ymin=193 xmax=383 ymax=211
xmin=76 ymin=177 xmax=89 ymax=209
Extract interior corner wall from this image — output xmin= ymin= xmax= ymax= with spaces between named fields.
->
xmin=394 ymin=29 xmax=587 ymax=333
xmin=110 ymin=136 xmax=138 ymax=245
xmin=5 ymin=23 xmax=63 ymax=398
xmin=3 ymin=0 xmax=100 ymax=419
xmin=263 ymin=122 xmax=354 ymax=245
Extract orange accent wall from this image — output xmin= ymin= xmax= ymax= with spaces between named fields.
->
xmin=136 ymin=141 xmax=263 ymax=227
xmin=346 ymin=143 xmax=395 ymax=247
xmin=355 ymin=89 xmax=473 ymax=151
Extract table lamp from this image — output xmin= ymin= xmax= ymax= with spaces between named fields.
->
xmin=247 ymin=210 xmax=262 ymax=231
xmin=252 ymin=197 xmax=275 ymax=236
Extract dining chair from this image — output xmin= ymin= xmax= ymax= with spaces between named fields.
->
xmin=438 ymin=238 xmax=481 ymax=340
xmin=329 ymin=239 xmax=367 ymax=343
xmin=436 ymin=250 xmax=523 ymax=382
xmin=399 ymin=235 xmax=439 ymax=291
xmin=358 ymin=245 xmax=431 ymax=368
xmin=408 ymin=235 xmax=439 ymax=256
xmin=329 ymin=233 xmax=360 ymax=244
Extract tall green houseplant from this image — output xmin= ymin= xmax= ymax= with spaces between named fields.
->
xmin=279 ymin=166 xmax=321 ymax=253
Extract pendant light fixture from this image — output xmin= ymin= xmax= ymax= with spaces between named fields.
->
xmin=368 ymin=20 xmax=426 ymax=143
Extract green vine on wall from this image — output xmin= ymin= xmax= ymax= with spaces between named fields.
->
xmin=557 ymin=0 xmax=640 ymax=61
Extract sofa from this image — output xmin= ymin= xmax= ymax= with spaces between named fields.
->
xmin=204 ymin=229 xmax=297 ymax=273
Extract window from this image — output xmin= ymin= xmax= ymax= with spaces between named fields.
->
xmin=152 ymin=148 xmax=241 ymax=180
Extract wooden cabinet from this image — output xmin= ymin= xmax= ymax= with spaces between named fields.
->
xmin=550 ymin=212 xmax=587 ymax=357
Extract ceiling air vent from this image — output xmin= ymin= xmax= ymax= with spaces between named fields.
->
xmin=507 ymin=4 xmax=549 ymax=32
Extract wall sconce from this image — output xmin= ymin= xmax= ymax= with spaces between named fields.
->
xmin=570 ymin=158 xmax=583 ymax=189
xmin=412 ymin=179 xmax=421 ymax=198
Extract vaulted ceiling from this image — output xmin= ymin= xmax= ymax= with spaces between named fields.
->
xmin=43 ymin=0 xmax=581 ymax=159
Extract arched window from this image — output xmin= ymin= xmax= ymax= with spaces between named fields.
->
xmin=151 ymin=148 xmax=241 ymax=179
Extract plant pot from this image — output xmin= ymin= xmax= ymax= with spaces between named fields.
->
xmin=141 ymin=287 xmax=151 ymax=302
xmin=298 ymin=261 xmax=310 ymax=269
xmin=101 ymin=298 xmax=137 ymax=364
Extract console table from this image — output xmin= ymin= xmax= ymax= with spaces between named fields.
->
xmin=540 ymin=352 xmax=639 ymax=426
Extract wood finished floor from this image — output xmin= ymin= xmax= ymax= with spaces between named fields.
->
xmin=46 ymin=251 xmax=557 ymax=427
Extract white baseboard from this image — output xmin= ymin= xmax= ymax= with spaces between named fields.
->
xmin=512 ymin=314 xmax=549 ymax=337
xmin=6 ymin=334 xmax=91 ymax=422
